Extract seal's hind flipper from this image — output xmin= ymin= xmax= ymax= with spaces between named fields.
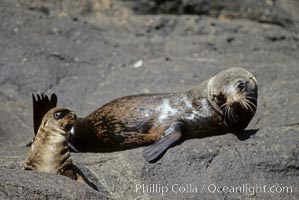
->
xmin=32 ymin=93 xmax=57 ymax=135
xmin=143 ymin=122 xmax=183 ymax=163
xmin=72 ymin=165 xmax=99 ymax=191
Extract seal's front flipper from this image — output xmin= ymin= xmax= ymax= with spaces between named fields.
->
xmin=68 ymin=141 xmax=78 ymax=153
xmin=143 ymin=122 xmax=183 ymax=163
xmin=32 ymin=93 xmax=57 ymax=135
xmin=25 ymin=139 xmax=34 ymax=147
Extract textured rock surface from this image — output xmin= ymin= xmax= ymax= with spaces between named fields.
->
xmin=0 ymin=0 xmax=298 ymax=199
xmin=122 ymin=0 xmax=299 ymax=31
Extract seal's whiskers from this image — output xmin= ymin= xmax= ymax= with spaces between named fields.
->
xmin=224 ymin=105 xmax=230 ymax=125
xmin=244 ymin=98 xmax=257 ymax=111
xmin=246 ymin=96 xmax=257 ymax=100
xmin=220 ymin=103 xmax=227 ymax=110
xmin=239 ymin=100 xmax=248 ymax=110
xmin=228 ymin=106 xmax=239 ymax=124
xmin=242 ymin=100 xmax=253 ymax=112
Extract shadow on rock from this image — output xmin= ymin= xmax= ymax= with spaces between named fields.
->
xmin=234 ymin=129 xmax=259 ymax=141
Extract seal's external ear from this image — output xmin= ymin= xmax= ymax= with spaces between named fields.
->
xmin=32 ymin=93 xmax=58 ymax=135
xmin=143 ymin=122 xmax=183 ymax=163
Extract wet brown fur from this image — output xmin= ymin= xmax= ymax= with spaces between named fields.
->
xmin=70 ymin=67 xmax=258 ymax=153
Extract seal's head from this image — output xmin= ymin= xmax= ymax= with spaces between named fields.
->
xmin=207 ymin=67 xmax=258 ymax=132
xmin=42 ymin=107 xmax=77 ymax=133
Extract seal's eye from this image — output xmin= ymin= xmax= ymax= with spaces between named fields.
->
xmin=212 ymin=94 xmax=218 ymax=102
xmin=236 ymin=80 xmax=246 ymax=91
xmin=54 ymin=111 xmax=62 ymax=120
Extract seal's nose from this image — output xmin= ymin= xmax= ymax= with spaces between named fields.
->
xmin=68 ymin=111 xmax=77 ymax=119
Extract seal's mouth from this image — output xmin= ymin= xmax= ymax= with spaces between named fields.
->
xmin=208 ymin=76 xmax=257 ymax=126
xmin=64 ymin=123 xmax=75 ymax=132
xmin=221 ymin=92 xmax=257 ymax=126
xmin=218 ymin=99 xmax=255 ymax=127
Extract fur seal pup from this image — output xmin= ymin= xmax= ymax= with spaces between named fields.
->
xmin=23 ymin=107 xmax=98 ymax=191
xmin=33 ymin=67 xmax=258 ymax=162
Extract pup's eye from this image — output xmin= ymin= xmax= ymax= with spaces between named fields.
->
xmin=54 ymin=112 xmax=62 ymax=120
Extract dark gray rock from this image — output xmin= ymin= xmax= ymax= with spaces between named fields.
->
xmin=121 ymin=0 xmax=299 ymax=32
xmin=0 ymin=169 xmax=109 ymax=199
xmin=0 ymin=0 xmax=298 ymax=199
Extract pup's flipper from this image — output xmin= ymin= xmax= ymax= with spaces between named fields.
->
xmin=33 ymin=93 xmax=57 ymax=135
xmin=73 ymin=165 xmax=99 ymax=191
xmin=26 ymin=93 xmax=57 ymax=146
xmin=143 ymin=122 xmax=183 ymax=163
xmin=61 ymin=164 xmax=98 ymax=191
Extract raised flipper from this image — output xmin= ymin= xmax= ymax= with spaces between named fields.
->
xmin=26 ymin=93 xmax=57 ymax=146
xmin=143 ymin=122 xmax=183 ymax=163
xmin=33 ymin=93 xmax=57 ymax=135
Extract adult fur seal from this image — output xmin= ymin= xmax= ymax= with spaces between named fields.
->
xmin=23 ymin=107 xmax=98 ymax=191
xmin=32 ymin=67 xmax=258 ymax=162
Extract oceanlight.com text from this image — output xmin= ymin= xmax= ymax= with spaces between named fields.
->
xmin=135 ymin=183 xmax=293 ymax=196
